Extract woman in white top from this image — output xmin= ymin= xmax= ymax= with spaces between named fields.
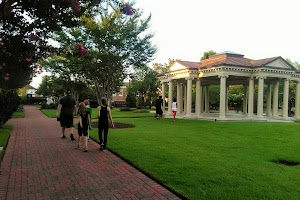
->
xmin=172 ymin=98 xmax=177 ymax=122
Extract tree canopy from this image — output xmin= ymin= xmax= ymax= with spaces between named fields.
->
xmin=201 ymin=50 xmax=216 ymax=60
xmin=0 ymin=0 xmax=136 ymax=90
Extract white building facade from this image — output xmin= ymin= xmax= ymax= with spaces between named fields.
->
xmin=159 ymin=52 xmax=300 ymax=120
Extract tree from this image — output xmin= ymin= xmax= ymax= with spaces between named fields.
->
xmin=201 ymin=50 xmax=217 ymax=60
xmin=79 ymin=2 xmax=157 ymax=104
xmin=153 ymin=58 xmax=176 ymax=74
xmin=286 ymin=58 xmax=300 ymax=70
xmin=129 ymin=66 xmax=159 ymax=108
xmin=126 ymin=88 xmax=136 ymax=108
xmin=0 ymin=0 xmax=135 ymax=90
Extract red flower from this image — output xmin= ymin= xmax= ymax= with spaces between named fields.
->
xmin=121 ymin=3 xmax=135 ymax=15
xmin=71 ymin=0 xmax=81 ymax=12
xmin=5 ymin=73 xmax=10 ymax=77
xmin=76 ymin=44 xmax=88 ymax=58
xmin=30 ymin=33 xmax=37 ymax=41
xmin=26 ymin=58 xmax=32 ymax=63
xmin=4 ymin=76 xmax=9 ymax=81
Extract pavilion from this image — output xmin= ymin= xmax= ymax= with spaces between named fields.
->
xmin=158 ymin=52 xmax=300 ymax=121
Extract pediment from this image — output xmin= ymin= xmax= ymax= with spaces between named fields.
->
xmin=169 ymin=62 xmax=188 ymax=72
xmin=265 ymin=58 xmax=295 ymax=70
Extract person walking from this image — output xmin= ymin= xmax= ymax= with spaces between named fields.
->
xmin=155 ymin=96 xmax=163 ymax=119
xmin=57 ymin=89 xmax=76 ymax=140
xmin=77 ymin=102 xmax=91 ymax=152
xmin=84 ymin=100 xmax=92 ymax=141
xmin=98 ymin=97 xmax=114 ymax=151
xmin=172 ymin=98 xmax=177 ymax=122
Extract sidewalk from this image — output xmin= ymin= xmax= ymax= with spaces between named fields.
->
xmin=0 ymin=106 xmax=181 ymax=200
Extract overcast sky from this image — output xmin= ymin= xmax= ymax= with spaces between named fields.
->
xmin=31 ymin=0 xmax=300 ymax=88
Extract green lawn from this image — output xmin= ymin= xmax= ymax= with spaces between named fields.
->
xmin=41 ymin=109 xmax=58 ymax=118
xmin=0 ymin=125 xmax=13 ymax=160
xmin=89 ymin=118 xmax=300 ymax=200
xmin=12 ymin=111 xmax=25 ymax=118
xmin=41 ymin=108 xmax=154 ymax=119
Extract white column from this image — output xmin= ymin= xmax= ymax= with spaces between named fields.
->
xmin=177 ymin=81 xmax=181 ymax=114
xmin=162 ymin=83 xmax=166 ymax=112
xmin=295 ymin=81 xmax=300 ymax=118
xmin=168 ymin=80 xmax=173 ymax=115
xmin=195 ymin=78 xmax=202 ymax=116
xmin=266 ymin=84 xmax=272 ymax=116
xmin=272 ymin=80 xmax=279 ymax=118
xmin=184 ymin=84 xmax=187 ymax=115
xmin=219 ymin=75 xmax=227 ymax=118
xmin=282 ymin=78 xmax=289 ymax=119
xmin=248 ymin=77 xmax=254 ymax=117
xmin=226 ymin=86 xmax=229 ymax=113
xmin=257 ymin=77 xmax=264 ymax=118
xmin=243 ymin=85 xmax=248 ymax=115
xmin=186 ymin=78 xmax=192 ymax=116
xmin=205 ymin=86 xmax=210 ymax=113
xmin=201 ymin=86 xmax=204 ymax=113
xmin=179 ymin=83 xmax=183 ymax=113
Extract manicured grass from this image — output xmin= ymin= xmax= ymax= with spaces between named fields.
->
xmin=41 ymin=109 xmax=58 ymax=118
xmin=12 ymin=111 xmax=24 ymax=118
xmin=90 ymin=118 xmax=300 ymax=200
xmin=41 ymin=108 xmax=154 ymax=119
xmin=0 ymin=125 xmax=13 ymax=160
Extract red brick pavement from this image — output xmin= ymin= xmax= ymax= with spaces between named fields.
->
xmin=0 ymin=106 xmax=181 ymax=200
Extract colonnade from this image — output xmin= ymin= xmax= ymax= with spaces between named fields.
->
xmin=161 ymin=76 xmax=300 ymax=119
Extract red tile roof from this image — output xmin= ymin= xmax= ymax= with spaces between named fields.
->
xmin=176 ymin=60 xmax=200 ymax=69
xmin=174 ymin=53 xmax=291 ymax=70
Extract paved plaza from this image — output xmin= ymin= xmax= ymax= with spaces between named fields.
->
xmin=0 ymin=106 xmax=180 ymax=200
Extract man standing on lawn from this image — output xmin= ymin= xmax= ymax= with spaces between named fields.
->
xmin=155 ymin=96 xmax=163 ymax=119
xmin=57 ymin=89 xmax=76 ymax=140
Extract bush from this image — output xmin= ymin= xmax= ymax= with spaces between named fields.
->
xmin=41 ymin=102 xmax=57 ymax=109
xmin=119 ymin=107 xmax=131 ymax=111
xmin=126 ymin=91 xmax=136 ymax=108
xmin=133 ymin=109 xmax=150 ymax=113
xmin=0 ymin=89 xmax=20 ymax=126
xmin=17 ymin=104 xmax=24 ymax=112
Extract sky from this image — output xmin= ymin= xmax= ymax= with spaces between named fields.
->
xmin=31 ymin=0 xmax=300 ymax=88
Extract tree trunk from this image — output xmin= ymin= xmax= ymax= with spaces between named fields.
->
xmin=73 ymin=91 xmax=80 ymax=115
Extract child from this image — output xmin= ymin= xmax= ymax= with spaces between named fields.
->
xmin=172 ymin=98 xmax=177 ymax=122
xmin=98 ymin=97 xmax=114 ymax=151
xmin=84 ymin=100 xmax=92 ymax=141
xmin=77 ymin=102 xmax=91 ymax=152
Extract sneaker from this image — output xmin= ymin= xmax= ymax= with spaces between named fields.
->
xmin=70 ymin=134 xmax=75 ymax=141
xmin=88 ymin=138 xmax=90 ymax=142
xmin=83 ymin=148 xmax=88 ymax=152
xmin=75 ymin=144 xmax=80 ymax=150
xmin=61 ymin=135 xmax=66 ymax=139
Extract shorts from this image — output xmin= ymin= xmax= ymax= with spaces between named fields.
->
xmin=172 ymin=111 xmax=177 ymax=116
xmin=60 ymin=113 xmax=74 ymax=128
xmin=78 ymin=123 xmax=88 ymax=136
xmin=156 ymin=108 xmax=163 ymax=115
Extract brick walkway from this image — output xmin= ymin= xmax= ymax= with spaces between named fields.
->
xmin=0 ymin=106 xmax=180 ymax=200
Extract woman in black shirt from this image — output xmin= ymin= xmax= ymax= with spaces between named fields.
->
xmin=98 ymin=97 xmax=114 ymax=151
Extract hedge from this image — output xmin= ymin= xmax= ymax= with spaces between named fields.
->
xmin=0 ymin=89 xmax=20 ymax=126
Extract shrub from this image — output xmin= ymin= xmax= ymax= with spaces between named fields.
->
xmin=126 ymin=91 xmax=136 ymax=108
xmin=133 ymin=109 xmax=150 ymax=113
xmin=0 ymin=89 xmax=20 ymax=126
xmin=41 ymin=102 xmax=57 ymax=109
xmin=119 ymin=107 xmax=131 ymax=111
xmin=17 ymin=104 xmax=24 ymax=112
